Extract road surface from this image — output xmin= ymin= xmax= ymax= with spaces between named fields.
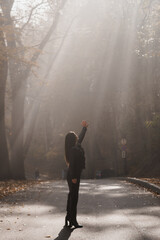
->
xmin=0 ymin=179 xmax=160 ymax=240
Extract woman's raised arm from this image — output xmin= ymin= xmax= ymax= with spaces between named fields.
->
xmin=78 ymin=120 xmax=88 ymax=144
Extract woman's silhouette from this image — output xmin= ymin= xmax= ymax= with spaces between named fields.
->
xmin=64 ymin=120 xmax=88 ymax=228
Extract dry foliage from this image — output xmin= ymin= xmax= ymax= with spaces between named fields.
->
xmin=0 ymin=180 xmax=42 ymax=199
xmin=141 ymin=178 xmax=160 ymax=187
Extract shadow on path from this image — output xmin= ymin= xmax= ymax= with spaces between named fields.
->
xmin=54 ymin=226 xmax=74 ymax=240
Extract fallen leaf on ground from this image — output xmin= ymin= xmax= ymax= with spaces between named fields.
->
xmin=141 ymin=178 xmax=160 ymax=187
xmin=0 ymin=180 xmax=43 ymax=199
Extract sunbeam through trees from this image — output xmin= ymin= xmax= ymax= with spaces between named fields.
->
xmin=0 ymin=0 xmax=160 ymax=180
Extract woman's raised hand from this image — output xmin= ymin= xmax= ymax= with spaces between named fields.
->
xmin=72 ymin=179 xmax=77 ymax=184
xmin=81 ymin=120 xmax=89 ymax=128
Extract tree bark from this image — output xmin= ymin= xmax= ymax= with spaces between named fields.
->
xmin=10 ymin=75 xmax=26 ymax=179
xmin=0 ymin=16 xmax=11 ymax=179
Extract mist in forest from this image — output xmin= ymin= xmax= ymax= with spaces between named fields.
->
xmin=1 ymin=0 xmax=160 ymax=180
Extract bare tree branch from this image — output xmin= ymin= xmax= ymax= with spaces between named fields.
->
xmin=23 ymin=0 xmax=68 ymax=77
xmin=20 ymin=0 xmax=45 ymax=31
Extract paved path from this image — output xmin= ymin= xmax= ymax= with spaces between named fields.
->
xmin=0 ymin=179 xmax=160 ymax=240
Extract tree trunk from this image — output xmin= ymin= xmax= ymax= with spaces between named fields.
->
xmin=10 ymin=76 xmax=26 ymax=179
xmin=1 ymin=0 xmax=68 ymax=179
xmin=0 ymin=19 xmax=11 ymax=179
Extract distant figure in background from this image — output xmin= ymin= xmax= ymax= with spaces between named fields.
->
xmin=64 ymin=120 xmax=88 ymax=228
xmin=35 ymin=168 xmax=39 ymax=180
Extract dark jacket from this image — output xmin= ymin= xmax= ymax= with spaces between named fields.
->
xmin=68 ymin=127 xmax=87 ymax=179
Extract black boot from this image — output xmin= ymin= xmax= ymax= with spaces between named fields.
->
xmin=65 ymin=216 xmax=69 ymax=227
xmin=65 ymin=215 xmax=72 ymax=228
xmin=70 ymin=220 xmax=83 ymax=228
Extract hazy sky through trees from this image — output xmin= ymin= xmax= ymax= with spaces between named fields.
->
xmin=2 ymin=0 xmax=159 ymax=178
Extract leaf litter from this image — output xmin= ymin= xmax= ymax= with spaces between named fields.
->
xmin=141 ymin=178 xmax=160 ymax=187
xmin=0 ymin=180 xmax=43 ymax=199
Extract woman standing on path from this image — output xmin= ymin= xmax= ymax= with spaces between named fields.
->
xmin=65 ymin=120 xmax=88 ymax=228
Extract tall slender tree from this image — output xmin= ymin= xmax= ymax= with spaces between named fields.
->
xmin=0 ymin=13 xmax=11 ymax=179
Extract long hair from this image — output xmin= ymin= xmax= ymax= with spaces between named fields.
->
xmin=65 ymin=131 xmax=78 ymax=165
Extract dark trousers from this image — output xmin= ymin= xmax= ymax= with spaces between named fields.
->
xmin=66 ymin=171 xmax=80 ymax=222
